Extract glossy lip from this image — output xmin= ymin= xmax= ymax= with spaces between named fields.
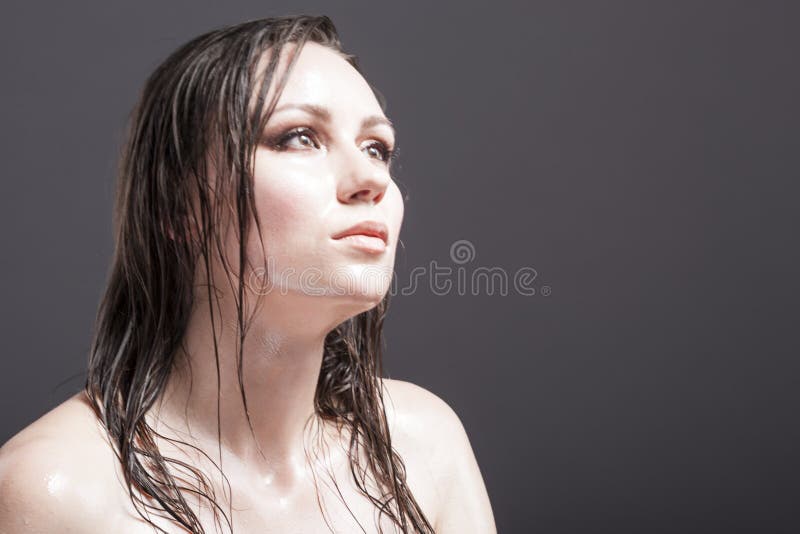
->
xmin=331 ymin=220 xmax=389 ymax=245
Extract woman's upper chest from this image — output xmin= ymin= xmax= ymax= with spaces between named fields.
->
xmin=115 ymin=433 xmax=440 ymax=533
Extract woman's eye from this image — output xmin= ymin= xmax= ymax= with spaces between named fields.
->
xmin=273 ymin=127 xmax=320 ymax=150
xmin=270 ymin=128 xmax=394 ymax=165
xmin=364 ymin=141 xmax=395 ymax=164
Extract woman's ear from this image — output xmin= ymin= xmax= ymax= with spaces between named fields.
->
xmin=163 ymin=217 xmax=190 ymax=244
xmin=162 ymin=219 xmax=179 ymax=242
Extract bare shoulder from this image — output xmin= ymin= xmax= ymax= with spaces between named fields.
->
xmin=0 ymin=393 xmax=126 ymax=533
xmin=381 ymin=378 xmax=497 ymax=533
xmin=381 ymin=378 xmax=471 ymax=454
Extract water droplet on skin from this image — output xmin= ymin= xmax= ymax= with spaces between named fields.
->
xmin=46 ymin=473 xmax=66 ymax=495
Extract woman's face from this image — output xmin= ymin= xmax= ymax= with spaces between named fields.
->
xmin=244 ymin=42 xmax=403 ymax=311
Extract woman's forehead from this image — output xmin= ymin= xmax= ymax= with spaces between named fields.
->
xmin=255 ymin=42 xmax=385 ymax=121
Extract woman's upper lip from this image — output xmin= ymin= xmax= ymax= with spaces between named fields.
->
xmin=332 ymin=220 xmax=389 ymax=244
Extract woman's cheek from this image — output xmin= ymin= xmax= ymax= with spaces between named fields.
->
xmin=387 ymin=181 xmax=405 ymax=244
xmin=252 ymin=164 xmax=326 ymax=261
xmin=253 ymin=164 xmax=311 ymax=230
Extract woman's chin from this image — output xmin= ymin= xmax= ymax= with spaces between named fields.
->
xmin=335 ymin=283 xmax=388 ymax=307
xmin=325 ymin=284 xmax=389 ymax=316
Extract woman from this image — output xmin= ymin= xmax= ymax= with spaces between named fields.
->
xmin=0 ymin=15 xmax=496 ymax=533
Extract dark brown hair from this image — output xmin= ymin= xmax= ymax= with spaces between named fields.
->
xmin=85 ymin=14 xmax=432 ymax=533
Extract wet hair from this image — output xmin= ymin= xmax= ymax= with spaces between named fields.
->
xmin=84 ymin=14 xmax=432 ymax=533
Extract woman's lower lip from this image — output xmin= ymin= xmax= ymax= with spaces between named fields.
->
xmin=333 ymin=234 xmax=387 ymax=253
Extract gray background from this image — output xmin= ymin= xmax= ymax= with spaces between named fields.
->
xmin=1 ymin=1 xmax=798 ymax=533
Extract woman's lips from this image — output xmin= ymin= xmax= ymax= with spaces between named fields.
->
xmin=331 ymin=220 xmax=388 ymax=244
xmin=333 ymin=233 xmax=387 ymax=254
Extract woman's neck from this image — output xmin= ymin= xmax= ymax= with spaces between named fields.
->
xmin=151 ymin=291 xmax=354 ymax=490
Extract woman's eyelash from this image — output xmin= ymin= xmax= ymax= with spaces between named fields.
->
xmin=366 ymin=141 xmax=396 ymax=163
xmin=270 ymin=127 xmax=396 ymax=164
xmin=272 ymin=127 xmax=319 ymax=150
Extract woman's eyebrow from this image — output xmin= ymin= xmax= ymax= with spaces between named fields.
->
xmin=272 ymin=102 xmax=395 ymax=135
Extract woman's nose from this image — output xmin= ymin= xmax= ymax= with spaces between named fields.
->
xmin=335 ymin=146 xmax=391 ymax=205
